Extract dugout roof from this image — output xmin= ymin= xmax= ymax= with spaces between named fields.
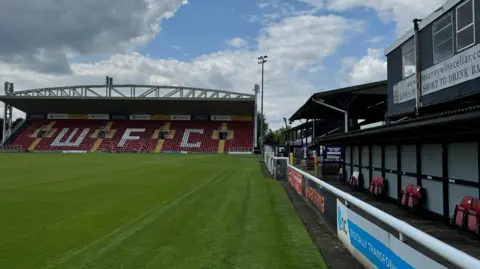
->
xmin=0 ymin=84 xmax=255 ymax=115
xmin=289 ymin=80 xmax=387 ymax=122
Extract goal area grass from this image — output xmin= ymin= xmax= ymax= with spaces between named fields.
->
xmin=0 ymin=153 xmax=326 ymax=269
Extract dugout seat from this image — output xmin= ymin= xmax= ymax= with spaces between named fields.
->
xmin=467 ymin=199 xmax=480 ymax=234
xmin=407 ymin=185 xmax=422 ymax=211
xmin=349 ymin=171 xmax=360 ymax=189
xmin=369 ymin=177 xmax=385 ymax=197
xmin=401 ymin=184 xmax=413 ymax=207
xmin=452 ymin=196 xmax=474 ymax=228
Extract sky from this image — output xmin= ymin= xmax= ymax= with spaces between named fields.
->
xmin=0 ymin=0 xmax=446 ymax=129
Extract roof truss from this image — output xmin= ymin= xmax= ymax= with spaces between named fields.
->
xmin=7 ymin=84 xmax=255 ymax=100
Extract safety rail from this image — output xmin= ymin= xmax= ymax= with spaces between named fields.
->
xmin=264 ymin=153 xmax=289 ymax=180
xmin=287 ymin=163 xmax=480 ymax=269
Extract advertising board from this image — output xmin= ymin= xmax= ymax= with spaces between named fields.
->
xmin=170 ymin=115 xmax=191 ymax=121
xmin=88 ymin=114 xmax=109 ymax=120
xmin=323 ymin=145 xmax=344 ymax=163
xmin=211 ymin=115 xmax=232 ymax=121
xmin=336 ymin=200 xmax=447 ymax=269
xmin=111 ymin=114 xmax=128 ymax=120
xmin=288 ymin=168 xmax=303 ymax=196
xmin=305 ymin=180 xmax=337 ymax=232
xmin=47 ymin=113 xmax=68 ymax=119
xmin=393 ymin=42 xmax=480 ymax=104
xmin=129 ymin=114 xmax=150 ymax=120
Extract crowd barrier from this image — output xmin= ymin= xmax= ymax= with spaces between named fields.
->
xmin=265 ymin=153 xmax=480 ymax=269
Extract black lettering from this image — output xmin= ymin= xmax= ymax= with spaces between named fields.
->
xmin=472 ymin=64 xmax=480 ymax=75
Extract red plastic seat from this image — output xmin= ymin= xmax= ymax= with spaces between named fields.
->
xmin=369 ymin=177 xmax=377 ymax=194
xmin=401 ymin=184 xmax=413 ymax=206
xmin=453 ymin=196 xmax=473 ymax=228
xmin=467 ymin=199 xmax=480 ymax=234
xmin=373 ymin=177 xmax=384 ymax=196
xmin=349 ymin=171 xmax=359 ymax=187
xmin=407 ymin=185 xmax=422 ymax=210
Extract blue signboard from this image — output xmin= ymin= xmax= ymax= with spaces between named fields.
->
xmin=323 ymin=145 xmax=344 ymax=163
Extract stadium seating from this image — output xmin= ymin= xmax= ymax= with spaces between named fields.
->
xmin=467 ymin=199 xmax=480 ymax=234
xmin=369 ymin=177 xmax=386 ymax=197
xmin=400 ymin=184 xmax=422 ymax=211
xmin=349 ymin=171 xmax=360 ymax=189
xmin=10 ymin=119 xmax=253 ymax=154
xmin=453 ymin=196 xmax=474 ymax=228
xmin=401 ymin=184 xmax=413 ymax=207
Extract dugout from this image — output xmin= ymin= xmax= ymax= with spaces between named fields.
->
xmin=288 ymin=80 xmax=388 ymax=174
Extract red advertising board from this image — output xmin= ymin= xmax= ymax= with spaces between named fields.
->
xmin=288 ymin=168 xmax=303 ymax=196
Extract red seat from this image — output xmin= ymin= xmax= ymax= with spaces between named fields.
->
xmin=453 ymin=196 xmax=473 ymax=228
xmin=373 ymin=177 xmax=385 ymax=196
xmin=467 ymin=199 xmax=480 ymax=234
xmin=407 ymin=185 xmax=422 ymax=210
xmin=349 ymin=171 xmax=359 ymax=187
xmin=401 ymin=184 xmax=413 ymax=206
xmin=369 ymin=177 xmax=377 ymax=194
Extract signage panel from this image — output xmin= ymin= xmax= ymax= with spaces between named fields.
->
xmin=288 ymin=168 xmax=303 ymax=196
xmin=29 ymin=114 xmax=45 ymax=119
xmin=211 ymin=115 xmax=232 ymax=121
xmin=336 ymin=200 xmax=447 ymax=269
xmin=88 ymin=114 xmax=109 ymax=120
xmin=305 ymin=180 xmax=337 ymax=233
xmin=323 ymin=145 xmax=344 ymax=163
xmin=111 ymin=114 xmax=128 ymax=120
xmin=129 ymin=114 xmax=150 ymax=120
xmin=47 ymin=113 xmax=68 ymax=119
xmin=170 ymin=115 xmax=191 ymax=121
xmin=393 ymin=42 xmax=480 ymax=104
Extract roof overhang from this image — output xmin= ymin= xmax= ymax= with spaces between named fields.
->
xmin=316 ymin=106 xmax=480 ymax=144
xmin=0 ymin=96 xmax=255 ymax=115
xmin=1 ymin=84 xmax=256 ymax=115
xmin=289 ymin=80 xmax=387 ymax=122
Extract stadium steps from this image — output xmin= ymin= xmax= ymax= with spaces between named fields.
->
xmin=91 ymin=139 xmax=103 ymax=152
xmin=28 ymin=121 xmax=56 ymax=150
xmin=217 ymin=139 xmax=225 ymax=154
xmin=155 ymin=140 xmax=164 ymax=153
xmin=28 ymin=138 xmax=42 ymax=151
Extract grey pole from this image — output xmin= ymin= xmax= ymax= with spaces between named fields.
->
xmin=413 ymin=18 xmax=422 ymax=117
xmin=258 ymin=55 xmax=267 ymax=154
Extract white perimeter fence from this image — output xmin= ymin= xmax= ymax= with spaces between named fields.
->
xmin=264 ymin=153 xmax=480 ymax=269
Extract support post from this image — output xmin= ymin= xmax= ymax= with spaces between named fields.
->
xmin=2 ymin=82 xmax=14 ymax=145
xmin=413 ymin=18 xmax=422 ymax=117
xmin=253 ymin=84 xmax=260 ymax=150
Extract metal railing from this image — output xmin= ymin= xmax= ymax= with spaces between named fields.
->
xmin=264 ymin=153 xmax=289 ymax=180
xmin=287 ymin=163 xmax=480 ymax=269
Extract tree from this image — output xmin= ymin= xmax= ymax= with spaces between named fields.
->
xmin=256 ymin=112 xmax=269 ymax=145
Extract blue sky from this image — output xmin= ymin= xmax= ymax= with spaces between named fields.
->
xmin=0 ymin=0 xmax=446 ymax=127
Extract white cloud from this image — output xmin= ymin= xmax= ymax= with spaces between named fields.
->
xmin=337 ymin=48 xmax=387 ymax=86
xmin=299 ymin=0 xmax=445 ymax=36
xmin=367 ymin=36 xmax=384 ymax=44
xmin=0 ymin=0 xmax=188 ymax=73
xmin=0 ymin=14 xmax=364 ymax=129
xmin=227 ymin=38 xmax=248 ymax=49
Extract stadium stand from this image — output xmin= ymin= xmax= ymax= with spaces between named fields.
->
xmin=9 ymin=119 xmax=253 ymax=154
xmin=0 ymin=82 xmax=256 ymax=154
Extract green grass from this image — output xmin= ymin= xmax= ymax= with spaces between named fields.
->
xmin=0 ymin=153 xmax=326 ymax=269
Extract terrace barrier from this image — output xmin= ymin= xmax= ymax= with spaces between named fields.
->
xmin=265 ymin=153 xmax=480 ymax=269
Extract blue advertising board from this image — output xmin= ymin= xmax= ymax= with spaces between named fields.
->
xmin=323 ymin=145 xmax=344 ymax=163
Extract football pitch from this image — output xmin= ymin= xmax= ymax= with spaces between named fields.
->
xmin=0 ymin=153 xmax=326 ymax=269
